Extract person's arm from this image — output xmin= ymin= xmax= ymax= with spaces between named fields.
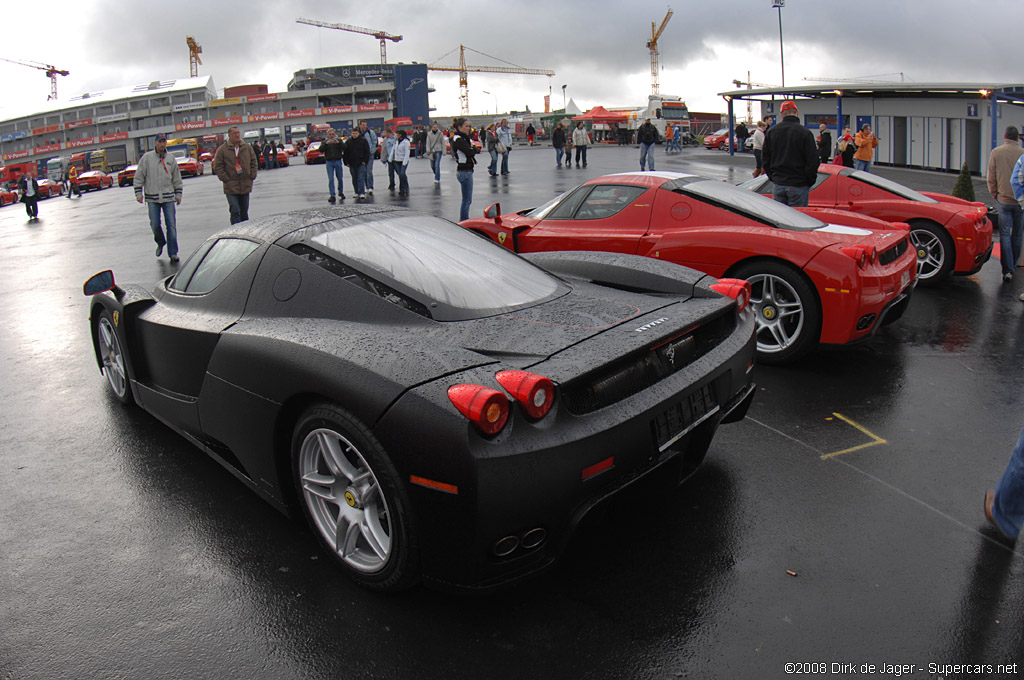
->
xmin=133 ymin=156 xmax=147 ymax=202
xmin=171 ymin=159 xmax=183 ymax=204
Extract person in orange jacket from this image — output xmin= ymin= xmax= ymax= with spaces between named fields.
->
xmin=853 ymin=124 xmax=880 ymax=172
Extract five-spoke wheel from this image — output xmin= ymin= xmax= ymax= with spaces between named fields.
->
xmin=908 ymin=219 xmax=954 ymax=285
xmin=96 ymin=310 xmax=132 ymax=404
xmin=732 ymin=261 xmax=821 ymax=365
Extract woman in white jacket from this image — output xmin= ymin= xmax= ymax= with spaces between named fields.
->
xmin=389 ymin=130 xmax=412 ymax=197
xmin=571 ymin=122 xmax=590 ymax=168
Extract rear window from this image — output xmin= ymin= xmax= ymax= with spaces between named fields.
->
xmin=286 ymin=212 xmax=567 ymax=321
xmin=672 ymin=178 xmax=826 ymax=231
xmin=846 ymin=169 xmax=937 ymax=203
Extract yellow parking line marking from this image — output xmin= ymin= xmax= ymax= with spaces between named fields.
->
xmin=821 ymin=412 xmax=887 ymax=459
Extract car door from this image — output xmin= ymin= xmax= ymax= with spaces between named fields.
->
xmin=516 ymin=183 xmax=654 ymax=255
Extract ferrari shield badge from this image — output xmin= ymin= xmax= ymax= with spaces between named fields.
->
xmin=497 ymin=232 xmax=507 ymax=245
xmin=344 ymin=490 xmax=357 ymax=507
xmin=112 ymin=311 xmax=119 ymax=327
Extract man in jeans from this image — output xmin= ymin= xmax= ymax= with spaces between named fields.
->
xmin=424 ymin=121 xmax=446 ymax=184
xmin=213 ymin=126 xmax=258 ymax=224
xmin=989 ymin=126 xmax=1024 ymax=282
xmin=637 ymin=118 xmax=659 ymax=171
xmin=358 ymin=120 xmax=378 ymax=195
xmin=762 ymin=101 xmax=818 ymax=207
xmin=133 ymin=133 xmax=183 ymax=262
xmin=322 ymin=127 xmax=345 ymax=203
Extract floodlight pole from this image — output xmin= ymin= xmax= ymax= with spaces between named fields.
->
xmin=773 ymin=0 xmax=785 ymax=87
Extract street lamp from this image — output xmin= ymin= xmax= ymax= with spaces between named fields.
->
xmin=482 ymin=90 xmax=498 ymax=115
xmin=772 ymin=0 xmax=785 ymax=87
xmin=562 ymin=84 xmax=567 ymax=110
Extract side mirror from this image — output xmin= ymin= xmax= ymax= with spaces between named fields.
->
xmin=484 ymin=202 xmax=502 ymax=223
xmin=83 ymin=270 xmax=116 ymax=296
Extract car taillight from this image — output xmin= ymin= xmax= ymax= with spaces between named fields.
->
xmin=495 ymin=370 xmax=554 ymax=419
xmin=447 ymin=384 xmax=509 ymax=435
xmin=841 ymin=245 xmax=876 ymax=268
xmin=710 ymin=278 xmax=751 ymax=313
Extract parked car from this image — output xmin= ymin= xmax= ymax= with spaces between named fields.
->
xmin=77 ymin=170 xmax=113 ymax=191
xmin=738 ymin=164 xmax=993 ymax=285
xmin=118 ymin=165 xmax=138 ymax=187
xmin=174 ymin=154 xmax=204 ymax=178
xmin=703 ymin=127 xmax=735 ymax=150
xmin=284 ymin=143 xmax=298 ymax=157
xmin=83 ymin=205 xmax=756 ymax=591
xmin=460 ymin=171 xmax=918 ymax=364
xmin=304 ymin=141 xmax=324 ymax=164
xmin=0 ymin=187 xmax=16 ymax=206
xmin=199 ymin=152 xmax=214 ymax=163
xmin=36 ymin=178 xmax=63 ymax=198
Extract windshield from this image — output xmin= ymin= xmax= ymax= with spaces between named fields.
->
xmin=676 ymin=179 xmax=826 ymax=231
xmin=299 ymin=212 xmax=567 ymax=321
xmin=711 ymin=128 xmax=728 ymax=136
xmin=847 ymin=169 xmax=937 ymax=203
xmin=524 ymin=191 xmax=569 ymax=219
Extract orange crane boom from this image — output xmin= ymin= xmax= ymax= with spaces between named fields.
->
xmin=647 ymin=7 xmax=673 ymax=95
xmin=296 ymin=17 xmax=402 ymax=66
xmin=428 ymin=45 xmax=555 ymax=115
xmin=0 ymin=57 xmax=69 ymax=100
xmin=186 ymin=36 xmax=203 ymax=78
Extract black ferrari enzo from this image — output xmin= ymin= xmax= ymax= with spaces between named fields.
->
xmin=84 ymin=205 xmax=756 ymax=591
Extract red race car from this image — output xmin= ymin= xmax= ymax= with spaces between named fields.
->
xmin=0 ymin=187 xmax=16 ymax=206
xmin=304 ymin=141 xmax=324 ymax=164
xmin=175 ymin=155 xmax=204 ymax=178
xmin=739 ymin=164 xmax=993 ymax=285
xmin=78 ymin=171 xmax=113 ymax=191
xmin=118 ymin=165 xmax=137 ymax=187
xmin=37 ymin=179 xmax=63 ymax=198
xmin=460 ymin=171 xmax=917 ymax=364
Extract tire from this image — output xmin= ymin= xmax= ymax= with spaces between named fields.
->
xmin=907 ymin=219 xmax=954 ymax=286
xmin=292 ymin=404 xmax=418 ymax=591
xmin=718 ymin=142 xmax=727 ymax=151
xmin=94 ymin=309 xmax=133 ymax=404
xmin=731 ymin=260 xmax=822 ymax=365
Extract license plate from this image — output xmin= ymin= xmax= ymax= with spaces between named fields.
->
xmin=652 ymin=384 xmax=720 ymax=452
xmin=901 ymin=270 xmax=910 ymax=290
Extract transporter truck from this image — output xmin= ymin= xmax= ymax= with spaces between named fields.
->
xmin=87 ymin=147 xmax=129 ymax=173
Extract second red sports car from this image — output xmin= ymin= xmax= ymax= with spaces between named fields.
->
xmin=78 ymin=171 xmax=113 ymax=191
xmin=304 ymin=141 xmax=324 ymax=164
xmin=460 ymin=171 xmax=917 ymax=364
xmin=175 ymin=155 xmax=204 ymax=178
xmin=739 ymin=164 xmax=993 ymax=285
xmin=37 ymin=179 xmax=63 ymax=198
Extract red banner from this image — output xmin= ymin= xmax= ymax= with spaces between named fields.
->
xmin=284 ymin=109 xmax=315 ymax=119
xmin=65 ymin=119 xmax=93 ymax=129
xmin=34 ymin=143 xmax=61 ymax=154
xmin=248 ymin=113 xmax=280 ymax=122
xmin=2 ymin=150 xmax=30 ymax=161
xmin=175 ymin=121 xmax=208 ymax=131
xmin=32 ymin=124 xmax=62 ymax=136
xmin=211 ymin=116 xmax=243 ymax=126
xmin=246 ymin=94 xmax=278 ymax=103
xmin=66 ymin=138 xmax=96 ymax=148
xmin=99 ymin=132 xmax=130 ymax=142
xmin=321 ymin=105 xmax=353 ymax=115
xmin=357 ymin=103 xmax=390 ymax=112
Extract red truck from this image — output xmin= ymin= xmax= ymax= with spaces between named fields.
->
xmin=0 ymin=161 xmax=37 ymax=187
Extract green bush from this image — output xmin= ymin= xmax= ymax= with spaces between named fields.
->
xmin=951 ymin=162 xmax=975 ymax=201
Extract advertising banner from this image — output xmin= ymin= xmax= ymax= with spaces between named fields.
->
xmin=99 ymin=132 xmax=130 ymax=142
xmin=248 ymin=113 xmax=280 ymax=122
xmin=96 ymin=113 xmax=128 ymax=123
xmin=34 ymin=143 xmax=61 ymax=154
xmin=321 ymin=105 xmax=353 ymax=115
xmin=211 ymin=116 xmax=244 ymax=126
xmin=67 ymin=138 xmax=96 ymax=149
xmin=210 ymin=97 xmax=242 ymax=107
xmin=173 ymin=102 xmax=206 ymax=112
xmin=32 ymin=124 xmax=62 ymax=136
xmin=176 ymin=121 xmax=209 ymax=131
xmin=284 ymin=109 xmax=316 ymax=118
xmin=246 ymin=94 xmax=278 ymax=103
xmin=65 ymin=119 xmax=93 ymax=129
xmin=1 ymin=131 xmax=29 ymax=142
xmin=357 ymin=103 xmax=390 ymax=112
xmin=1 ymin=150 xmax=30 ymax=161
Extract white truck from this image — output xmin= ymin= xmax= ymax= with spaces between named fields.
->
xmin=627 ymin=94 xmax=691 ymax=138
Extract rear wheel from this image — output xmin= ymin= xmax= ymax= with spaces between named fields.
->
xmin=292 ymin=404 xmax=418 ymax=591
xmin=732 ymin=261 xmax=822 ymax=365
xmin=95 ymin=309 xmax=132 ymax=404
xmin=908 ymin=219 xmax=954 ymax=285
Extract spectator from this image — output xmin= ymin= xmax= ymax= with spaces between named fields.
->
xmin=390 ymin=129 xmax=412 ymax=197
xmin=358 ymin=120 xmax=378 ymax=195
xmin=664 ymin=123 xmax=675 ymax=153
xmin=751 ymin=121 xmax=766 ymax=177
xmin=853 ymin=123 xmax=880 ymax=172
xmin=552 ymin=122 xmax=567 ymax=167
xmin=817 ymin=124 xmax=832 ymax=164
xmin=425 ymin=121 xmax=446 ymax=184
xmin=526 ymin=123 xmax=536 ymax=146
xmin=322 ymin=127 xmax=346 ymax=203
xmin=134 ymin=133 xmax=183 ymax=260
xmin=343 ymin=128 xmax=370 ymax=199
xmin=762 ymin=101 xmax=818 ymax=207
xmin=451 ymin=117 xmax=477 ymax=221
xmin=484 ymin=123 xmax=498 ymax=176
xmin=735 ymin=120 xmax=749 ymax=153
xmin=213 ymin=126 xmax=258 ymax=224
xmin=17 ymin=172 xmax=39 ymax=220
xmin=563 ymin=125 xmax=574 ymax=168
xmin=985 ymin=423 xmax=1024 ymax=542
xmin=571 ymin=122 xmax=591 ymax=168
xmin=637 ymin=118 xmax=659 ymax=170
xmin=837 ymin=127 xmax=856 ymax=167
xmin=381 ymin=128 xmax=397 ymax=190
xmin=264 ymin=140 xmax=277 ymax=170
xmin=67 ymin=164 xmax=81 ymax=199
xmin=989 ymin=126 xmax=1024 ymax=282
xmin=496 ymin=118 xmax=512 ymax=175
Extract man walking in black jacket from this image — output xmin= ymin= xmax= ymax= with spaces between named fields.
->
xmin=762 ymin=101 xmax=818 ymax=207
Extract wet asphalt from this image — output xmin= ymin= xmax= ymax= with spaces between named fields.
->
xmin=2 ymin=145 xmax=1024 ymax=679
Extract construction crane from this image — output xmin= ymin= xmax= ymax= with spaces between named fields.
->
xmin=647 ymin=7 xmax=673 ymax=96
xmin=428 ymin=45 xmax=555 ymax=116
xmin=0 ymin=57 xmax=69 ymax=100
xmin=732 ymin=73 xmax=777 ymax=122
xmin=186 ymin=36 xmax=203 ymax=78
xmin=296 ymin=18 xmax=402 ymax=67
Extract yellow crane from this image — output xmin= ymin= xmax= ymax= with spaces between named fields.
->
xmin=647 ymin=7 xmax=673 ymax=95
xmin=428 ymin=45 xmax=555 ymax=116
xmin=296 ymin=18 xmax=402 ymax=67
xmin=0 ymin=57 xmax=69 ymax=100
xmin=186 ymin=36 xmax=202 ymax=78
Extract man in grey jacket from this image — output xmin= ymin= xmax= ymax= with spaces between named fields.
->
xmin=133 ymin=133 xmax=183 ymax=262
xmin=425 ymin=121 xmax=446 ymax=183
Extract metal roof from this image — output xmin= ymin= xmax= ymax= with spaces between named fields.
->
xmin=716 ymin=82 xmax=1024 ymax=100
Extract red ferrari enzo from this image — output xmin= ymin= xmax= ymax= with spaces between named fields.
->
xmin=739 ymin=164 xmax=993 ymax=285
xmin=77 ymin=171 xmax=113 ymax=191
xmin=460 ymin=171 xmax=918 ymax=364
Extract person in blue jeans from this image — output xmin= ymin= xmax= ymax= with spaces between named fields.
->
xmin=451 ymin=118 xmax=477 ymax=221
xmin=343 ymin=128 xmax=370 ymax=198
xmin=321 ymin=127 xmax=346 ymax=203
xmin=637 ymin=118 xmax=659 ymax=171
xmin=496 ymin=118 xmax=512 ymax=175
xmin=424 ymin=121 xmax=446 ymax=183
xmin=993 ymin=127 xmax=1024 ymax=281
xmin=391 ymin=129 xmax=411 ymax=197
xmin=358 ymin=120 xmax=377 ymax=195
xmin=134 ymin=133 xmax=183 ymax=260
xmin=986 ymin=422 xmax=1024 ymax=541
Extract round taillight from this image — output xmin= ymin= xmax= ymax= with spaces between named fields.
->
xmin=495 ymin=370 xmax=555 ymax=419
xmin=710 ymin=278 xmax=752 ymax=313
xmin=841 ymin=245 xmax=868 ymax=268
xmin=447 ymin=384 xmax=509 ymax=435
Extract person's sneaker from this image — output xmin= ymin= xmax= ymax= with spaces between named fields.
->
xmin=434 ymin=179 xmax=440 ymax=184
xmin=358 ymin=193 xmax=366 ymax=199
xmin=367 ymin=189 xmax=373 ymax=195
xmin=169 ymin=255 xmax=179 ymax=264
xmin=339 ymin=194 xmax=346 ymax=200
xmin=155 ymin=244 xmax=164 ymax=257
xmin=328 ymin=195 xmax=336 ymax=204
xmin=1004 ymin=272 xmax=1014 ymax=282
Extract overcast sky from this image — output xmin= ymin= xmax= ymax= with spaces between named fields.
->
xmin=0 ymin=0 xmax=1016 ymax=121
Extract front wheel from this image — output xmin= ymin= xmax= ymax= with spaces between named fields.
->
xmin=95 ymin=309 xmax=133 ymax=404
xmin=731 ymin=261 xmax=822 ymax=365
xmin=292 ymin=404 xmax=418 ymax=591
xmin=908 ymin=219 xmax=954 ymax=286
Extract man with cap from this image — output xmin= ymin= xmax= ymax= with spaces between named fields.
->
xmin=133 ymin=133 xmax=183 ymax=262
xmin=988 ymin=125 xmax=1024 ymax=282
xmin=761 ymin=100 xmax=819 ymax=207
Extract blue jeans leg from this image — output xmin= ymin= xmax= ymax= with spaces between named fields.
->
xmin=431 ymin=152 xmax=443 ymax=181
xmin=500 ymin=151 xmax=509 ymax=174
xmin=854 ymin=159 xmax=871 ymax=172
xmin=998 ymin=202 xmax=1024 ymax=275
xmin=161 ymin=202 xmax=177 ymax=256
xmin=147 ymin=201 xmax=166 ymax=249
xmin=225 ymin=193 xmax=249 ymax=224
xmin=993 ymin=424 xmax=1024 ymax=538
xmin=457 ymin=170 xmax=473 ymax=221
xmin=364 ymin=157 xmax=374 ymax=190
xmin=326 ymin=159 xmax=343 ymax=197
xmin=640 ymin=143 xmax=656 ymax=170
xmin=555 ymin=147 xmax=564 ymax=166
xmin=772 ymin=184 xmax=810 ymax=207
xmin=397 ymin=163 xmax=409 ymax=194
xmin=488 ymin=150 xmax=497 ymax=174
